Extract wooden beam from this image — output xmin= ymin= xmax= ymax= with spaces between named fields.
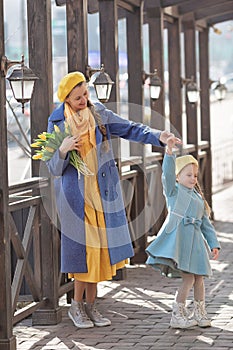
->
xmin=178 ymin=0 xmax=233 ymax=15
xmin=195 ymin=3 xmax=233 ymax=21
xmin=88 ymin=0 xmax=98 ymax=13
xmin=66 ymin=0 xmax=88 ymax=73
xmin=144 ymin=1 xmax=179 ymax=20
xmin=161 ymin=0 xmax=187 ymax=7
xmin=207 ymin=13 xmax=233 ymax=25
xmin=163 ymin=6 xmax=179 ymax=18
xmin=122 ymin=0 xmax=141 ymax=7
xmin=55 ymin=0 xmax=66 ymax=5
xmin=118 ymin=7 xmax=127 ymax=19
xmin=118 ymin=0 xmax=135 ymax=12
xmin=195 ymin=19 xmax=208 ymax=31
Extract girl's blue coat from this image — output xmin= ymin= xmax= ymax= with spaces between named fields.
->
xmin=146 ymin=153 xmax=220 ymax=277
xmin=47 ymin=102 xmax=164 ymax=273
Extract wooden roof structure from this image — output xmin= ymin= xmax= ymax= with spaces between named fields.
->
xmin=1 ymin=1 xmax=233 ymax=349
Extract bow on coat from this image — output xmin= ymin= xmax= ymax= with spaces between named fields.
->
xmin=183 ymin=216 xmax=202 ymax=228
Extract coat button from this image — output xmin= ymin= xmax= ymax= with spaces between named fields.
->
xmin=102 ymin=172 xmax=106 ymax=177
xmin=105 ymin=190 xmax=108 ymax=195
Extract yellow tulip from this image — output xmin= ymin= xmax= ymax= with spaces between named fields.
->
xmin=38 ymin=134 xmax=47 ymax=141
xmin=54 ymin=125 xmax=60 ymax=133
xmin=30 ymin=142 xmax=40 ymax=148
xmin=32 ymin=154 xmax=43 ymax=160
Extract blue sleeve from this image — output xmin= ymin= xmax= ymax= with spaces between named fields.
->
xmin=201 ymin=215 xmax=221 ymax=250
xmin=46 ymin=149 xmax=70 ymax=177
xmin=161 ymin=153 xmax=177 ymax=197
xmin=97 ymin=104 xmax=164 ymax=147
xmin=46 ymin=106 xmax=69 ymax=176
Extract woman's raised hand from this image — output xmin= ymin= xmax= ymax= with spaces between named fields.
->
xmin=166 ymin=135 xmax=182 ymax=154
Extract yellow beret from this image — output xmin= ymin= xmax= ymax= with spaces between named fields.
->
xmin=57 ymin=71 xmax=86 ymax=102
xmin=175 ymin=155 xmax=198 ymax=175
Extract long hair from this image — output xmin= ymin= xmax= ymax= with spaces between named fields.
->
xmin=88 ymin=101 xmax=109 ymax=153
xmin=195 ymin=181 xmax=211 ymax=217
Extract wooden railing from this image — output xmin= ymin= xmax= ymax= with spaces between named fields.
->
xmin=9 ymin=178 xmax=48 ymax=325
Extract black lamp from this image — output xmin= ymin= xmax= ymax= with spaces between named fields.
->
xmin=181 ymin=76 xmax=199 ymax=104
xmin=213 ymin=82 xmax=227 ymax=101
xmin=1 ymin=55 xmax=38 ymax=113
xmin=143 ymin=69 xmax=162 ymax=100
xmin=86 ymin=64 xmax=114 ymax=103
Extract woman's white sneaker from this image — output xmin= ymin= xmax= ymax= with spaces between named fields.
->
xmin=68 ymin=299 xmax=94 ymax=328
xmin=85 ymin=302 xmax=111 ymax=327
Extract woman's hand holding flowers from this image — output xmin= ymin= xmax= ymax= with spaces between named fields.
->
xmin=59 ymin=135 xmax=82 ymax=159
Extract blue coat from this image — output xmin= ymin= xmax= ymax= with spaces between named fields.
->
xmin=146 ymin=153 xmax=221 ymax=277
xmin=46 ymin=102 xmax=164 ymax=273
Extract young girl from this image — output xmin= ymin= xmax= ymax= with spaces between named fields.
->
xmin=146 ymin=136 xmax=220 ymax=329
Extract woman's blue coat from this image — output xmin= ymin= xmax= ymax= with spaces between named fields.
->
xmin=46 ymin=102 xmax=164 ymax=273
xmin=146 ymin=153 xmax=221 ymax=277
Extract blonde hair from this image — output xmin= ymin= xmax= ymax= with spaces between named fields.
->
xmin=195 ymin=181 xmax=211 ymax=217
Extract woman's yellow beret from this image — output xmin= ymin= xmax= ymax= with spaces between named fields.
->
xmin=57 ymin=71 xmax=86 ymax=102
xmin=175 ymin=155 xmax=198 ymax=175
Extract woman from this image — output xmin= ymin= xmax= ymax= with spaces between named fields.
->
xmin=46 ymin=71 xmax=177 ymax=328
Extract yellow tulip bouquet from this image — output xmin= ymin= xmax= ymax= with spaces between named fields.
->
xmin=31 ymin=122 xmax=93 ymax=177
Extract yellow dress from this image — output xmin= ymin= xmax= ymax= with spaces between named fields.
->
xmin=67 ymin=108 xmax=126 ymax=283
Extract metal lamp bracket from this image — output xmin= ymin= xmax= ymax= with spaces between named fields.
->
xmin=1 ymin=55 xmax=24 ymax=77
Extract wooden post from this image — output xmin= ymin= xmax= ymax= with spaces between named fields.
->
xmin=0 ymin=1 xmax=16 ymax=348
xmin=66 ymin=0 xmax=88 ymax=73
xmin=27 ymin=0 xmax=62 ymax=325
xmin=168 ymin=18 xmax=183 ymax=138
xmin=146 ymin=3 xmax=166 ymax=233
xmin=147 ymin=5 xmax=165 ymax=135
xmin=99 ymin=0 xmax=121 ymax=168
xmin=183 ymin=17 xmax=198 ymax=158
xmin=27 ymin=0 xmax=54 ymax=159
xmin=199 ymin=28 xmax=212 ymax=208
xmin=99 ymin=0 xmax=119 ymax=105
xmin=126 ymin=3 xmax=147 ymax=262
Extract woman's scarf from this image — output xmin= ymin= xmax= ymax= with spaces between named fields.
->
xmin=64 ymin=103 xmax=96 ymax=147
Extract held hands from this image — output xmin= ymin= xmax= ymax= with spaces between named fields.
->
xmin=164 ymin=134 xmax=182 ymax=154
xmin=59 ymin=135 xmax=82 ymax=159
